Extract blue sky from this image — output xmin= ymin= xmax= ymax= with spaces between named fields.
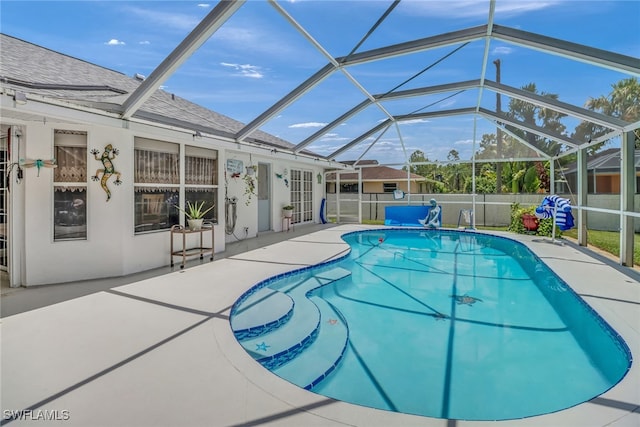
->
xmin=2 ymin=1 xmax=638 ymax=164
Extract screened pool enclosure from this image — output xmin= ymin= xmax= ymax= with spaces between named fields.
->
xmin=6 ymin=0 xmax=639 ymax=265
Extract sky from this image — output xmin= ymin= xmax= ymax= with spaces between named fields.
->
xmin=1 ymin=0 xmax=638 ymax=164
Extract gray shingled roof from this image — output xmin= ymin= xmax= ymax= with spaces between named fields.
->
xmin=562 ymin=148 xmax=640 ymax=174
xmin=0 ymin=34 xmax=302 ymax=152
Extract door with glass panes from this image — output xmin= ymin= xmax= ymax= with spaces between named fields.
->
xmin=290 ymin=169 xmax=313 ymax=224
xmin=0 ymin=126 xmax=8 ymax=274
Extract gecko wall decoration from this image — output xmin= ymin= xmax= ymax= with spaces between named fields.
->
xmin=91 ymin=144 xmax=122 ymax=201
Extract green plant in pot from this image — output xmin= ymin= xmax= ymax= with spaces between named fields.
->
xmin=175 ymin=201 xmax=214 ymax=230
xmin=282 ymin=204 xmax=294 ymax=218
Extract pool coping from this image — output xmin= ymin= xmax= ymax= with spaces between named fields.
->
xmin=1 ymin=224 xmax=638 ymax=426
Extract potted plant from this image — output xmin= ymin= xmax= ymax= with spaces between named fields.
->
xmin=175 ymin=201 xmax=214 ymax=230
xmin=521 ymin=213 xmax=539 ymax=232
xmin=243 ymin=173 xmax=256 ymax=206
xmin=282 ymin=204 xmax=294 ymax=218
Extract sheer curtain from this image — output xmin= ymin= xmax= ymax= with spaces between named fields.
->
xmin=54 ymin=146 xmax=86 ymax=183
xmin=185 ymin=156 xmax=215 ymax=186
xmin=134 ymin=149 xmax=179 ymax=187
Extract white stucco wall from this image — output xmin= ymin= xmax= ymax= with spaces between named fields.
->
xmin=7 ymin=117 xmax=328 ymax=287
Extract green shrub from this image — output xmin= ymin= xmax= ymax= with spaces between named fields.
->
xmin=508 ymin=202 xmax=561 ymax=238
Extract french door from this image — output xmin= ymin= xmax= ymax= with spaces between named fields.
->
xmin=0 ymin=126 xmax=8 ymax=271
xmin=290 ymin=169 xmax=313 ymax=224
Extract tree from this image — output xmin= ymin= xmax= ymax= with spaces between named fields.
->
xmin=404 ymin=150 xmax=444 ymax=193
xmin=475 ymin=133 xmax=497 ymax=160
xmin=467 ymin=163 xmax=496 ymax=194
xmin=573 ymin=77 xmax=640 ymax=152
xmin=442 ymin=149 xmax=470 ymax=193
xmin=404 ymin=150 xmax=436 ymax=177
xmin=506 ymin=83 xmax=566 ymax=157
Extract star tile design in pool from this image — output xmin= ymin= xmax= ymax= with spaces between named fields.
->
xmin=256 ymin=342 xmax=270 ymax=351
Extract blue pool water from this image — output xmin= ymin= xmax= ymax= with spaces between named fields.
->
xmin=230 ymin=229 xmax=631 ymax=421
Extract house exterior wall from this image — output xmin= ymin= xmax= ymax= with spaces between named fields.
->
xmin=4 ymin=114 xmax=325 ymax=287
xmin=328 ymin=180 xmax=423 ymax=194
xmin=362 ymin=181 xmax=422 ymax=193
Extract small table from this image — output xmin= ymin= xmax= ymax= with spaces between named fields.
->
xmin=170 ymin=222 xmax=214 ymax=268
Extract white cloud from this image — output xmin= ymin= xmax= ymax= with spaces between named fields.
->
xmin=492 ymin=46 xmax=514 ymax=55
xmin=139 ymin=40 xmax=151 ymax=45
xmin=438 ymin=99 xmax=457 ymax=109
xmin=123 ymin=6 xmax=200 ymax=32
xmin=289 ymin=122 xmax=328 ymax=129
xmin=105 ymin=39 xmax=125 ymax=46
xmin=197 ymin=3 xmax=210 ymax=8
xmin=454 ymin=139 xmax=475 ymax=146
xmin=398 ymin=118 xmax=430 ymax=125
xmin=220 ymin=62 xmax=264 ymax=79
xmin=401 ymin=1 xmax=561 ymax=19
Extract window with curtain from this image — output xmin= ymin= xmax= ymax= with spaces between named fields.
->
xmin=53 ymin=130 xmax=87 ymax=241
xmin=133 ymin=139 xmax=218 ymax=233
xmin=184 ymin=145 xmax=218 ymax=224
xmin=134 ymin=137 xmax=180 ymax=233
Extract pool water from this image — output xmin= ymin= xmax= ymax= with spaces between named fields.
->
xmin=230 ymin=229 xmax=631 ymax=421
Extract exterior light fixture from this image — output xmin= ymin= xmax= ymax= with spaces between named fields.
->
xmin=14 ymin=91 xmax=27 ymax=105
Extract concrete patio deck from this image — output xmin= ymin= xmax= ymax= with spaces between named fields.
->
xmin=1 ymin=224 xmax=639 ymax=426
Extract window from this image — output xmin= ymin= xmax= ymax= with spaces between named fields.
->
xmin=290 ymin=169 xmax=313 ymax=224
xmin=184 ymin=146 xmax=217 ymax=224
xmin=53 ymin=130 xmax=87 ymax=241
xmin=134 ymin=138 xmax=218 ymax=233
xmin=134 ymin=138 xmax=179 ymax=233
xmin=340 ymin=183 xmax=359 ymax=193
xmin=383 ymin=182 xmax=397 ymax=193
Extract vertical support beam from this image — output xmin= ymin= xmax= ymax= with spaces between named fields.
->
xmin=336 ymin=172 xmax=341 ymax=224
xmin=358 ymin=169 xmax=363 ymax=224
xmin=406 ymin=167 xmax=411 ymax=205
xmin=620 ymin=130 xmax=635 ymax=266
xmin=472 ymin=116 xmax=478 ymax=228
xmin=494 ymin=59 xmax=503 ymax=194
xmin=577 ymin=147 xmax=588 ymax=246
xmin=550 ymin=159 xmax=555 ymax=194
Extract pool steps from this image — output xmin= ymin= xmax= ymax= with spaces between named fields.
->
xmin=230 ymin=288 xmax=294 ymax=339
xmin=232 ymin=267 xmax=351 ymax=388
xmin=274 ymin=295 xmax=348 ymax=390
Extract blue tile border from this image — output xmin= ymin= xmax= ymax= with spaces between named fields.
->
xmin=257 ymin=320 xmax=321 ymax=370
xmin=304 ymin=300 xmax=350 ymax=390
xmin=233 ymin=306 xmax=294 ymax=341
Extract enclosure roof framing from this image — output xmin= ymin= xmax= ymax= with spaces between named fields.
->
xmin=483 ymin=80 xmax=629 ymax=131
xmin=121 ymin=0 xmax=245 ymax=119
xmin=478 ymin=107 xmax=579 ymax=148
xmin=107 ymin=0 xmax=638 ymax=165
xmin=491 ymin=25 xmax=640 ymax=76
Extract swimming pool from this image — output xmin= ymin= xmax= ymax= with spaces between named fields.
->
xmin=230 ymin=229 xmax=631 ymax=421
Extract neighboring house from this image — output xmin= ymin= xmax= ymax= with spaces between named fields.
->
xmin=0 ymin=34 xmax=337 ymax=287
xmin=326 ymin=160 xmax=428 ymax=194
xmin=560 ymin=149 xmax=640 ymax=194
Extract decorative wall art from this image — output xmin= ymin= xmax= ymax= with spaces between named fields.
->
xmin=226 ymin=159 xmax=243 ymax=178
xmin=91 ymin=144 xmax=122 ymax=201
xmin=19 ymin=158 xmax=57 ymax=176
